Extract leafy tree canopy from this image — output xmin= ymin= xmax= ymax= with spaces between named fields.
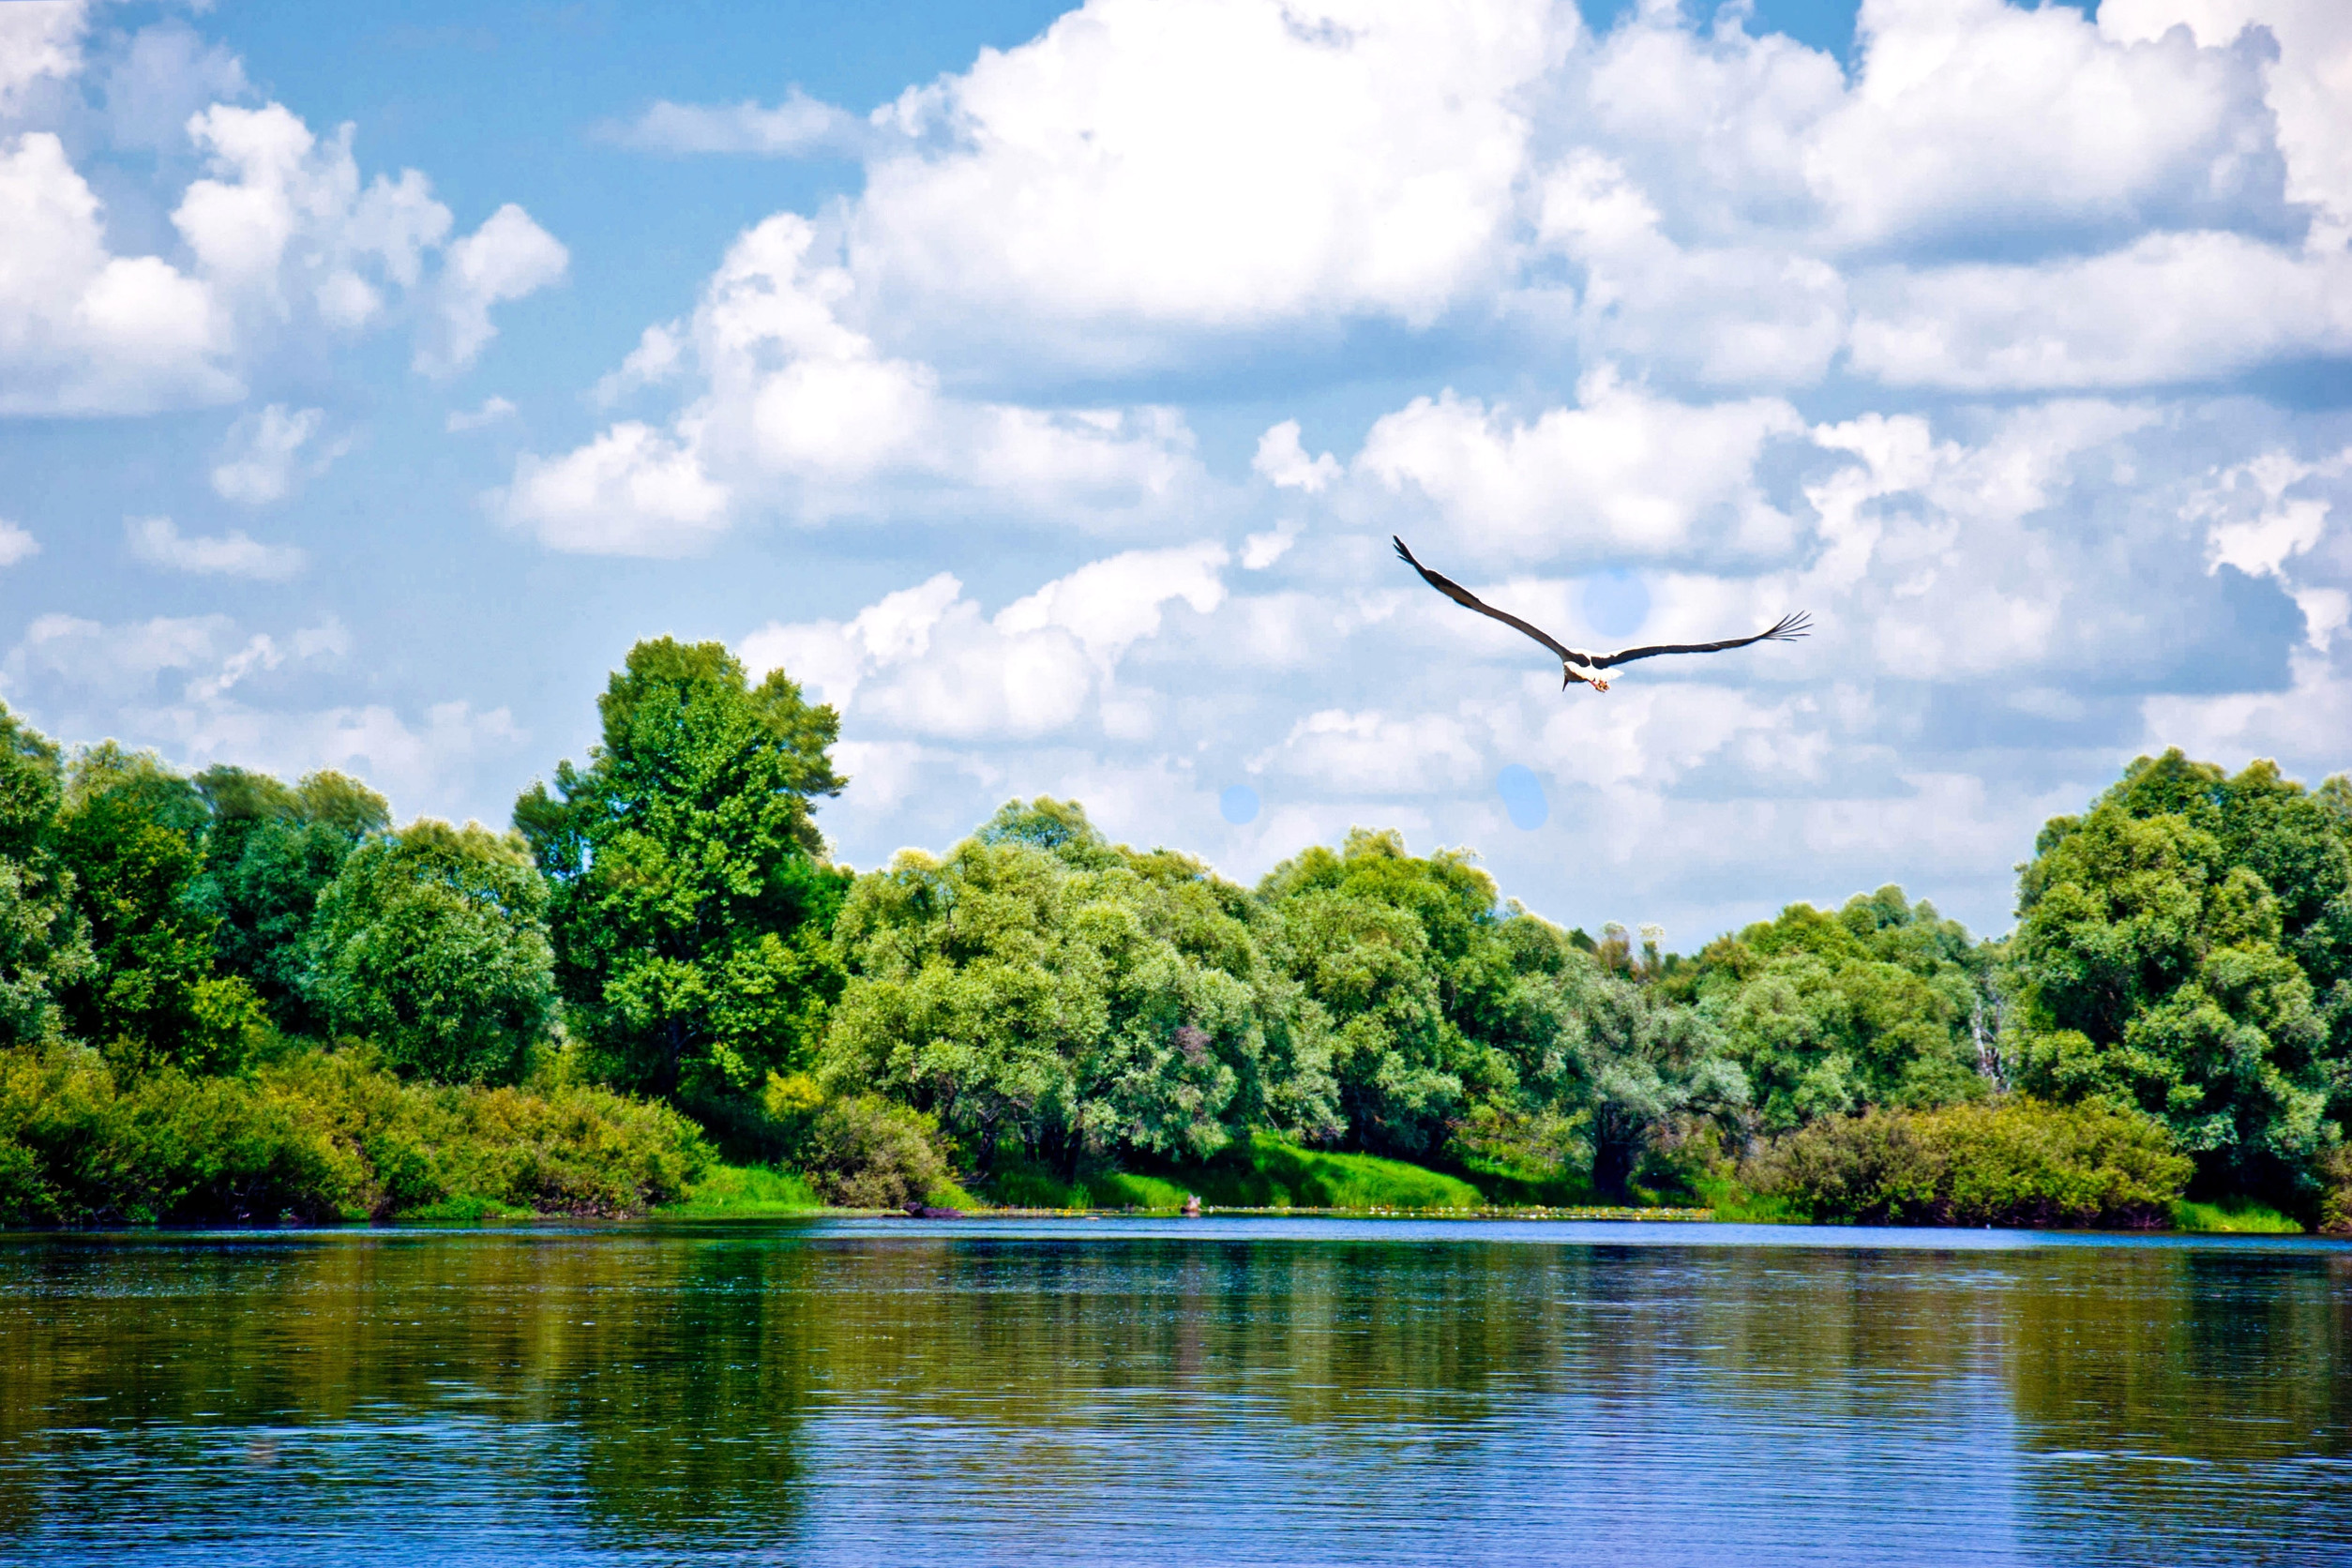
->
xmin=53 ymin=744 xmax=261 ymax=1072
xmin=193 ymin=765 xmax=389 ymax=1031
xmin=1666 ymin=887 xmax=1995 ymax=1134
xmin=0 ymin=704 xmax=92 ymax=1050
xmin=2010 ymin=749 xmax=2349 ymax=1198
xmin=306 ymin=820 xmax=555 ymax=1083
xmin=514 ymin=639 xmax=851 ymax=1108
xmin=826 ymin=799 xmax=1331 ymax=1174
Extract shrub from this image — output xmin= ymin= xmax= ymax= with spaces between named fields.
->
xmin=1747 ymin=1098 xmax=2191 ymax=1229
xmin=765 ymin=1075 xmax=954 ymax=1209
xmin=2319 ymin=1147 xmax=2352 ymax=1236
xmin=0 ymin=1044 xmax=713 ymax=1226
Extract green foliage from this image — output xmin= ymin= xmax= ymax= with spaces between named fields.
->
xmin=2008 ymin=750 xmax=2346 ymax=1197
xmin=1672 ymin=886 xmax=1995 ymax=1133
xmin=193 ymin=765 xmax=388 ymax=1031
xmin=1083 ymin=1169 xmax=1194 ymax=1209
xmin=18 ymin=693 xmax=2350 ymax=1232
xmin=776 ymin=1081 xmax=957 ymax=1209
xmin=0 ymin=1043 xmax=712 ymax=1226
xmin=0 ymin=704 xmax=92 ymax=1050
xmin=52 ymin=744 xmax=263 ymax=1072
xmin=2317 ymin=1146 xmax=2352 ymax=1236
xmin=826 ymin=800 xmax=1324 ymax=1173
xmin=305 ymin=820 xmax=556 ymax=1083
xmin=1748 ymin=1098 xmax=2192 ymax=1228
xmin=1256 ymin=829 xmax=1505 ymax=1154
xmin=1444 ymin=1103 xmax=1594 ymax=1204
xmin=1576 ymin=971 xmax=1748 ymax=1199
xmin=516 ymin=639 xmax=852 ymax=1110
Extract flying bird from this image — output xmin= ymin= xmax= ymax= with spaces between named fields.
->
xmin=1392 ymin=535 xmax=1810 ymax=692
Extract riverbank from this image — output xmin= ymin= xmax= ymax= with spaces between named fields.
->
xmin=643 ymin=1161 xmax=2314 ymax=1233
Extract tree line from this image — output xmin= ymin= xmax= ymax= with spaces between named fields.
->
xmin=1 ymin=636 xmax=2346 ymax=1228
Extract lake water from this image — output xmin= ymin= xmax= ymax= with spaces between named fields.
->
xmin=0 ymin=1218 xmax=2346 ymax=1566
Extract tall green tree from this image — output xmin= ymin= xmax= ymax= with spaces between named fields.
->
xmin=2009 ymin=750 xmax=2346 ymax=1197
xmin=0 ymin=704 xmax=93 ymax=1049
xmin=515 ymin=639 xmax=851 ymax=1108
xmin=305 ymin=820 xmax=555 ymax=1083
xmin=194 ymin=766 xmax=390 ymax=1032
xmin=51 ymin=745 xmax=261 ymax=1071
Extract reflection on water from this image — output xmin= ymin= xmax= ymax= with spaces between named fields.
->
xmin=0 ymin=1219 xmax=2344 ymax=1565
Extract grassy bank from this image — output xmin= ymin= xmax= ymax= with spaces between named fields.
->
xmin=656 ymin=1165 xmax=825 ymax=1217
xmin=2170 ymin=1198 xmax=2303 ymax=1234
xmin=976 ymin=1135 xmax=1488 ymax=1212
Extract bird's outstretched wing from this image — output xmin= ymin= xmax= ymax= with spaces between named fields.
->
xmin=1588 ymin=611 xmax=1812 ymax=670
xmin=1392 ymin=536 xmax=1577 ymax=664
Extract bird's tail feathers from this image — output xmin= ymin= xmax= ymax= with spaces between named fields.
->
xmin=1760 ymin=611 xmax=1812 ymax=641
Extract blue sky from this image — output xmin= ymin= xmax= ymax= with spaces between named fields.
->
xmin=3 ymin=0 xmax=2348 ymax=943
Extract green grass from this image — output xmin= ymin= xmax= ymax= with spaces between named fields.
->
xmin=1454 ymin=1154 xmax=1594 ymax=1207
xmin=1694 ymin=1176 xmax=1811 ymax=1224
xmin=1180 ymin=1134 xmax=1486 ymax=1211
xmin=2171 ymin=1198 xmax=2302 ymax=1234
xmin=656 ymin=1164 xmax=985 ymax=1215
xmin=972 ymin=1137 xmax=1485 ymax=1212
xmin=656 ymin=1164 xmax=824 ymax=1216
xmin=925 ymin=1174 xmax=984 ymax=1212
xmin=397 ymin=1193 xmax=534 ymax=1222
xmin=1090 ymin=1170 xmax=1193 ymax=1210
xmin=971 ymin=1163 xmax=1191 ymax=1211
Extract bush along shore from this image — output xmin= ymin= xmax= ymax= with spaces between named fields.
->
xmin=3 ymin=640 xmax=2350 ymax=1232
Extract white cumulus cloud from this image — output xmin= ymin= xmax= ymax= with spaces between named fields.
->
xmin=605 ymin=89 xmax=868 ymax=157
xmin=0 ymin=38 xmax=565 ymax=415
xmin=505 ymin=214 xmax=1203 ymax=550
xmin=210 ymin=402 xmax=330 ymax=504
xmin=500 ymin=421 xmax=731 ymax=557
xmin=0 ymin=520 xmax=38 ymax=568
xmin=741 ymin=542 xmax=1230 ymax=740
xmin=1356 ymin=369 xmax=1805 ymax=565
xmin=416 ymin=203 xmax=568 ymax=375
xmin=847 ymin=0 xmax=1566 ymax=355
xmin=127 ymin=515 xmax=306 ymax=580
xmin=445 ymin=395 xmax=517 ymax=432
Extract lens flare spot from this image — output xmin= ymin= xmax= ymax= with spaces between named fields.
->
xmin=1495 ymin=764 xmax=1548 ymax=831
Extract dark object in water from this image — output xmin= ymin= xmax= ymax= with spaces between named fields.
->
xmin=903 ymin=1202 xmax=967 ymax=1218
